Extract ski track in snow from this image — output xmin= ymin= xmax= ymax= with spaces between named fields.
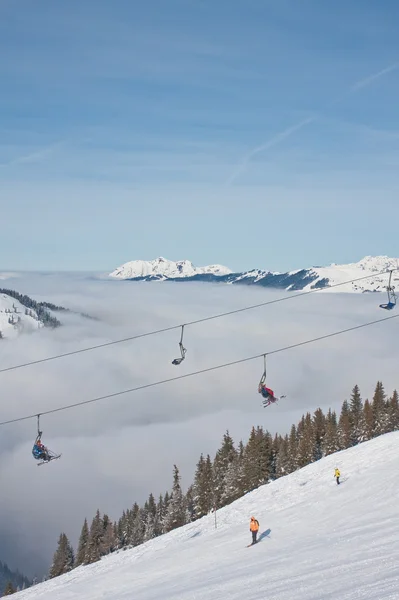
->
xmin=13 ymin=432 xmax=399 ymax=600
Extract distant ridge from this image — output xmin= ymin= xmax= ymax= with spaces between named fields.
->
xmin=109 ymin=255 xmax=399 ymax=293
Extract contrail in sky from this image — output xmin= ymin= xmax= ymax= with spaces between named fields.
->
xmin=225 ymin=61 xmax=399 ymax=186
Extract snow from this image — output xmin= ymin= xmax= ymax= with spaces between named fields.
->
xmin=109 ymin=257 xmax=232 ymax=279
xmin=108 ymin=255 xmax=399 ymax=294
xmin=0 ymin=293 xmax=42 ymax=339
xmin=14 ymin=431 xmax=399 ymax=600
xmin=300 ymin=255 xmax=399 ymax=293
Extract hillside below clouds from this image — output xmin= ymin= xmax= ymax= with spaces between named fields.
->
xmin=0 ymin=290 xmax=63 ymax=339
xmin=12 ymin=432 xmax=399 ymax=600
xmin=109 ymin=255 xmax=399 ymax=293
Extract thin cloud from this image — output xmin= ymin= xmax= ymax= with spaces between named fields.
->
xmin=226 ymin=61 xmax=399 ymax=186
xmin=225 ymin=116 xmax=316 ymax=186
xmin=0 ymin=140 xmax=67 ymax=169
xmin=349 ymin=62 xmax=399 ymax=93
xmin=0 ymin=273 xmax=398 ymax=577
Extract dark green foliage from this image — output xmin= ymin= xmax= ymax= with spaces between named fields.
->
xmin=322 ymin=409 xmax=339 ymax=456
xmin=372 ymin=381 xmax=387 ymax=436
xmin=0 ymin=562 xmax=30 ymax=594
xmin=242 ymin=426 xmax=273 ymax=491
xmin=338 ymin=400 xmax=351 ymax=449
xmin=212 ymin=431 xmax=237 ymax=507
xmin=193 ymin=454 xmax=214 ymax=519
xmin=49 ymin=533 xmax=74 ymax=578
xmin=75 ymin=518 xmax=89 ymax=566
xmin=84 ymin=510 xmax=103 ymax=564
xmin=349 ymin=385 xmax=365 ymax=446
xmin=164 ymin=465 xmax=187 ymax=532
xmin=3 ymin=581 xmax=16 ymax=595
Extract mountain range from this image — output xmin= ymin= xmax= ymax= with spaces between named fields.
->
xmin=109 ymin=255 xmax=399 ymax=294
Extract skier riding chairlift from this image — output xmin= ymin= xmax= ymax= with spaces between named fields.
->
xmin=32 ymin=415 xmax=61 ymax=465
xmin=379 ymin=271 xmax=397 ymax=310
xmin=258 ymin=355 xmax=286 ymax=407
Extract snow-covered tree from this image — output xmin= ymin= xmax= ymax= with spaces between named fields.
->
xmin=49 ymin=533 xmax=74 ymax=578
xmin=75 ymin=518 xmax=89 ymax=566
xmin=193 ymin=454 xmax=214 ymax=519
xmin=322 ymin=410 xmax=339 ymax=456
xmin=84 ymin=510 xmax=103 ymax=564
xmin=164 ymin=465 xmax=186 ymax=532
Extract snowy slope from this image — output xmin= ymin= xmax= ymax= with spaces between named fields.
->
xmin=109 ymin=257 xmax=232 ymax=280
xmin=0 ymin=293 xmax=43 ymax=339
xmin=108 ymin=255 xmax=399 ymax=294
xmin=14 ymin=432 xmax=399 ymax=600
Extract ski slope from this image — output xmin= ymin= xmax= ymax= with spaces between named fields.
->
xmin=14 ymin=432 xmax=399 ymax=600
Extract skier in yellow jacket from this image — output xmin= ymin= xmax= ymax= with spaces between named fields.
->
xmin=334 ymin=467 xmax=340 ymax=485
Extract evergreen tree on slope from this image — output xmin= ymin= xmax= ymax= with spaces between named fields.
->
xmin=84 ymin=510 xmax=103 ymax=564
xmin=164 ymin=465 xmax=186 ymax=532
xmin=49 ymin=533 xmax=74 ymax=578
xmin=75 ymin=518 xmax=89 ymax=567
xmin=3 ymin=581 xmax=16 ymax=595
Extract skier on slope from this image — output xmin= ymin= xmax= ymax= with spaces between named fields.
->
xmin=250 ymin=516 xmax=259 ymax=544
xmin=334 ymin=467 xmax=340 ymax=485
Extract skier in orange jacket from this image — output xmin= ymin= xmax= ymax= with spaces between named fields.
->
xmin=250 ymin=516 xmax=259 ymax=544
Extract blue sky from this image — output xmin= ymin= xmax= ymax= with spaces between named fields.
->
xmin=1 ymin=0 xmax=399 ymax=272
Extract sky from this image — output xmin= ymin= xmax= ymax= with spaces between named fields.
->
xmin=0 ymin=273 xmax=398 ymax=579
xmin=1 ymin=0 xmax=399 ymax=271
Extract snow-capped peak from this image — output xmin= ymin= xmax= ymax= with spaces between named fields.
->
xmin=109 ymin=257 xmax=232 ymax=280
xmin=108 ymin=255 xmax=399 ymax=295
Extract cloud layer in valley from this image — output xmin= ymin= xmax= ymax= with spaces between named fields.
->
xmin=0 ymin=273 xmax=398 ymax=577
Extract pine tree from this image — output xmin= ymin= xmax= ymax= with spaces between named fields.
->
xmin=101 ymin=514 xmax=116 ymax=555
xmin=212 ymin=431 xmax=237 ymax=508
xmin=131 ymin=508 xmax=146 ymax=546
xmin=363 ymin=399 xmax=374 ymax=440
xmin=154 ymin=496 xmax=165 ymax=537
xmin=322 ymin=410 xmax=339 ymax=456
xmin=312 ymin=409 xmax=326 ymax=461
xmin=75 ymin=518 xmax=89 ymax=566
xmin=297 ymin=413 xmax=316 ymax=467
xmin=275 ymin=434 xmax=290 ymax=477
xmin=117 ymin=511 xmax=127 ymax=548
xmin=164 ymin=465 xmax=186 ymax=533
xmin=338 ymin=400 xmax=351 ymax=449
xmin=220 ymin=454 xmax=242 ymax=505
xmin=49 ymin=533 xmax=74 ymax=578
xmin=3 ymin=581 xmax=16 ymax=595
xmin=286 ymin=425 xmax=298 ymax=472
xmin=242 ymin=426 xmax=272 ymax=491
xmin=349 ymin=385 xmax=367 ymax=445
xmin=387 ymin=390 xmax=399 ymax=432
xmin=372 ymin=381 xmax=387 ymax=436
xmin=84 ymin=510 xmax=103 ymax=564
xmin=193 ymin=454 xmax=214 ymax=519
xmin=185 ymin=485 xmax=195 ymax=522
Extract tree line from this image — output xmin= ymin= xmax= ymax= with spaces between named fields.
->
xmin=0 ymin=289 xmax=63 ymax=328
xmin=48 ymin=381 xmax=398 ymax=580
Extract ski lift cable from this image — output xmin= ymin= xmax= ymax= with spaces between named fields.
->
xmin=0 ymin=267 xmax=397 ymax=376
xmin=0 ymin=312 xmax=397 ymax=427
